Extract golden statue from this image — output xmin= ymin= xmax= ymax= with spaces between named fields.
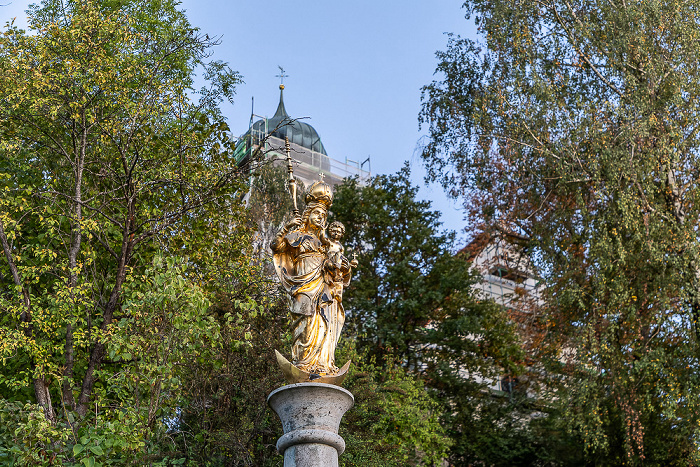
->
xmin=271 ymin=180 xmax=355 ymax=385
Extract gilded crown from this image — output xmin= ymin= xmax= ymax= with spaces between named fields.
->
xmin=305 ymin=180 xmax=333 ymax=208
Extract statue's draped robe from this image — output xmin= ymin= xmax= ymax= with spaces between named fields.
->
xmin=273 ymin=230 xmax=347 ymax=375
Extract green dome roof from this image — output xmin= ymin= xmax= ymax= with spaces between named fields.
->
xmin=251 ymin=87 xmax=327 ymax=156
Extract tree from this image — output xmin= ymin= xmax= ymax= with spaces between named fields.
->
xmin=332 ymin=166 xmax=518 ymax=372
xmin=167 ymin=285 xmax=287 ymax=467
xmin=0 ymin=0 xmax=251 ymax=463
xmin=421 ymin=1 xmax=700 ymax=463
xmin=332 ymin=165 xmax=467 ymax=367
xmin=337 ymin=342 xmax=451 ymax=467
xmin=245 ymin=164 xmax=305 ymax=265
xmin=162 ymin=165 xmax=452 ymax=466
xmin=170 ymin=297 xmax=454 ymax=467
xmin=332 ymin=167 xmax=545 ymax=464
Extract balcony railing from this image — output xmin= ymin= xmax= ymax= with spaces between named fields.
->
xmin=235 ymin=131 xmax=371 ymax=186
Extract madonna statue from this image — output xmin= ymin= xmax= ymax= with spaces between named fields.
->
xmin=271 ymin=180 xmax=353 ymax=382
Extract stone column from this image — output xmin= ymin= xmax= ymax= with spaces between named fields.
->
xmin=268 ymin=382 xmax=354 ymax=467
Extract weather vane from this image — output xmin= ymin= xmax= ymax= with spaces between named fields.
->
xmin=276 ymin=66 xmax=289 ymax=87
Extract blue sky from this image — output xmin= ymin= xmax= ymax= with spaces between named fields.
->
xmin=2 ymin=1 xmax=478 ymax=245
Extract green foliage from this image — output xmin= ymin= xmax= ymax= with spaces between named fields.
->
xmin=332 ymin=165 xmax=475 ymax=368
xmin=245 ymin=164 xmax=305 ymax=262
xmin=332 ymin=166 xmax=523 ymax=377
xmin=0 ymin=400 xmax=156 ymax=466
xmin=157 ymin=167 xmax=452 ymax=466
xmin=421 ymin=0 xmax=700 ymax=464
xmin=338 ymin=343 xmax=451 ymax=466
xmin=333 ymin=168 xmax=548 ymax=464
xmin=0 ymin=400 xmax=70 ymax=466
xmin=436 ymin=379 xmax=585 ymax=466
xmin=168 ymin=287 xmax=286 ymax=467
xmin=0 ymin=0 xmax=255 ymax=463
xmin=163 ymin=289 xmax=450 ymax=466
xmin=0 ymin=256 xmax=251 ymax=465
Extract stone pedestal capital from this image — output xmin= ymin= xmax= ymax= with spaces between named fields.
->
xmin=268 ymin=383 xmax=354 ymax=467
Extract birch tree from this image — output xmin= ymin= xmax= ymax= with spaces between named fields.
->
xmin=421 ymin=1 xmax=700 ymax=463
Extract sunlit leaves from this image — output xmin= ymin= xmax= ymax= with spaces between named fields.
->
xmin=0 ymin=0 xmax=251 ymax=463
xmin=421 ymin=0 xmax=700 ymax=463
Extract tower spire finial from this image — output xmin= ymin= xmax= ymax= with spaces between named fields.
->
xmin=276 ymin=66 xmax=288 ymax=90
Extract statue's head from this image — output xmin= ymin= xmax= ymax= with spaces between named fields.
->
xmin=305 ymin=205 xmax=327 ymax=231
xmin=299 ymin=180 xmax=332 ymax=232
xmin=328 ymin=221 xmax=345 ymax=240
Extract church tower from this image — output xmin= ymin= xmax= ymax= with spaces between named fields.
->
xmin=234 ymin=83 xmax=370 ymax=188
